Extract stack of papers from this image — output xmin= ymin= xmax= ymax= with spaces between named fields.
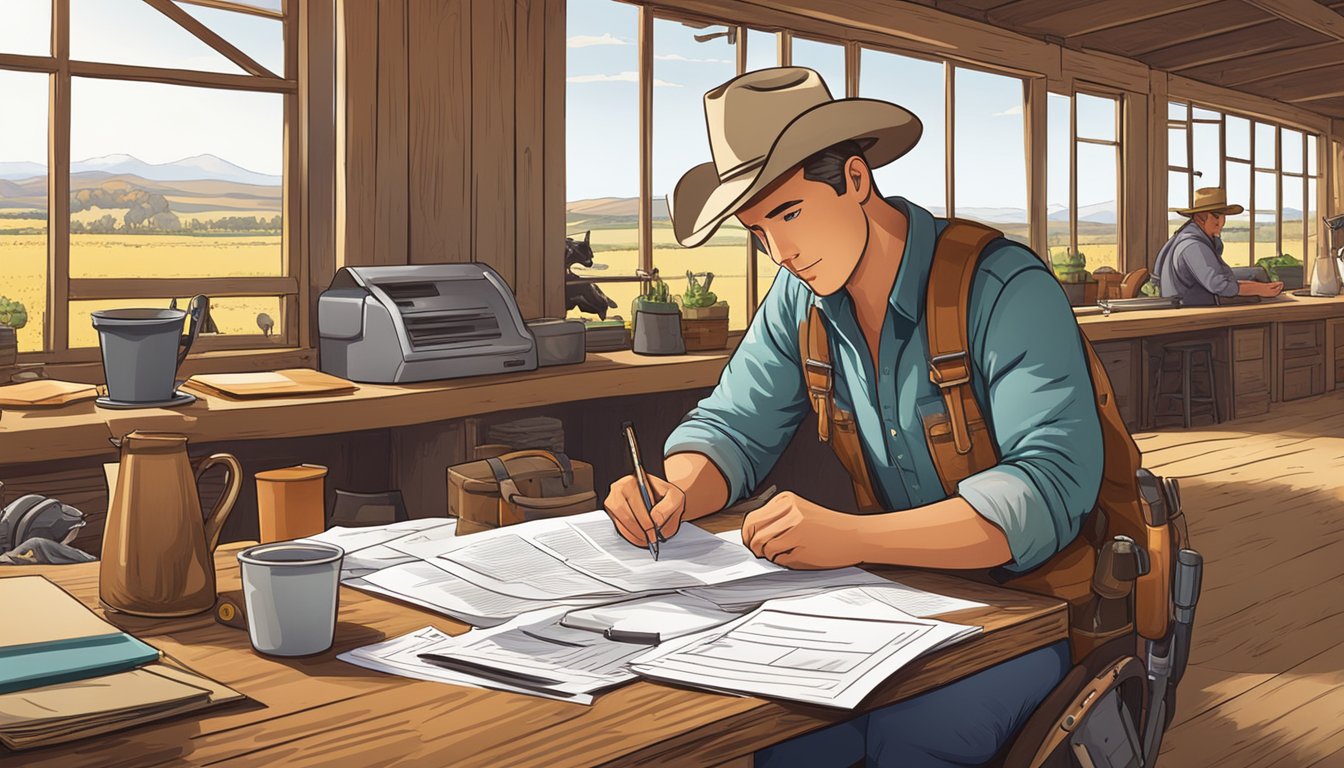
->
xmin=300 ymin=517 xmax=458 ymax=580
xmin=182 ymin=369 xmax=357 ymax=399
xmin=629 ymin=587 xmax=982 ymax=709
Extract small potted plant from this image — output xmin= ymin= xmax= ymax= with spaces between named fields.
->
xmin=0 ymin=296 xmax=27 ymax=370
xmin=630 ymin=269 xmax=684 ymax=355
xmin=1256 ymin=253 xmax=1303 ymax=290
xmin=679 ymin=271 xmax=729 ymax=351
xmin=1050 ymin=249 xmax=1097 ymax=306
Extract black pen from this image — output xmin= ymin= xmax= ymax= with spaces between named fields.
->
xmin=621 ymin=421 xmax=664 ymax=559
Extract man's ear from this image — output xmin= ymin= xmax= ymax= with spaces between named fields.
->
xmin=845 ymin=155 xmax=872 ymax=203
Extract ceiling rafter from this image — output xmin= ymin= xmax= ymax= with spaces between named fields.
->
xmin=990 ymin=0 xmax=1225 ymax=38
xmin=141 ymin=0 xmax=279 ymax=79
xmin=1242 ymin=0 xmax=1344 ymax=42
xmin=1142 ymin=20 xmax=1326 ymax=70
xmin=1070 ymin=1 xmax=1274 ymax=57
xmin=175 ymin=0 xmax=284 ymax=21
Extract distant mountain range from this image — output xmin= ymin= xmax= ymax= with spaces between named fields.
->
xmin=0 ymin=154 xmax=281 ymax=186
xmin=565 ymin=196 xmax=1120 ymax=225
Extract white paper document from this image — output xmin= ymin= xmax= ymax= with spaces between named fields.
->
xmin=301 ymin=518 xmax=457 ymax=580
xmin=629 ymin=587 xmax=982 ymax=709
xmin=561 ymin=593 xmax=741 ymax=642
xmin=338 ymin=625 xmax=594 ymax=704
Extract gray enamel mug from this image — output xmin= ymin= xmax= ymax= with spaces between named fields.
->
xmin=237 ymin=541 xmax=344 ymax=657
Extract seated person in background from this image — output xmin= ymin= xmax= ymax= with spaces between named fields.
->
xmin=1153 ymin=187 xmax=1283 ymax=305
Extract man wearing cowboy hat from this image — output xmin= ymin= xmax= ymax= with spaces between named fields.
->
xmin=1153 ymin=187 xmax=1284 ymax=305
xmin=603 ymin=68 xmax=1096 ymax=765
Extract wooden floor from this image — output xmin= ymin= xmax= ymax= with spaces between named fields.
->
xmin=1143 ymin=391 xmax=1344 ymax=768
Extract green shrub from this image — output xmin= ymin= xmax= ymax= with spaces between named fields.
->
xmin=682 ymin=271 xmax=719 ymax=309
xmin=0 ymin=297 xmax=28 ymax=330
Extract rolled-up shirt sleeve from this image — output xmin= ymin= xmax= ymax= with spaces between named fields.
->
xmin=1179 ymin=240 xmax=1239 ymax=298
xmin=957 ymin=255 xmax=1104 ymax=572
xmin=664 ymin=276 xmax=810 ymax=506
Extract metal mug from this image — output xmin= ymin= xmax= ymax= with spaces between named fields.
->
xmin=237 ymin=541 xmax=344 ymax=657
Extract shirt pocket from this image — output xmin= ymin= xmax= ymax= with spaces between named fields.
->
xmin=915 ymin=393 xmax=996 ymax=495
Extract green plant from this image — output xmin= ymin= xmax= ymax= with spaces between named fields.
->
xmin=682 ymin=271 xmax=720 ymax=309
xmin=0 ymin=297 xmax=28 ymax=330
xmin=1050 ymin=249 xmax=1090 ymax=283
xmin=1255 ymin=253 xmax=1300 ymax=282
xmin=638 ymin=273 xmax=671 ymax=303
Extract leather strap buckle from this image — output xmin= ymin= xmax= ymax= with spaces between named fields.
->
xmin=928 ymin=351 xmax=971 ymax=388
xmin=804 ymin=357 xmax=832 ymax=375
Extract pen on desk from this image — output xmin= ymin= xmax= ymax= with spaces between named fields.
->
xmin=621 ymin=420 xmax=664 ymax=560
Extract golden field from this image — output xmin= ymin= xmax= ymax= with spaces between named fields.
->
xmin=1 ymin=228 xmax=283 ymax=353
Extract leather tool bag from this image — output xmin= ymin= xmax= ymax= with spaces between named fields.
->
xmin=447 ymin=450 xmax=596 ymax=536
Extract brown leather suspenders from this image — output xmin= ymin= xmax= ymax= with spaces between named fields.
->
xmin=798 ymin=219 xmax=1003 ymax=504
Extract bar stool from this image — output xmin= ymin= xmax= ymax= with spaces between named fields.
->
xmin=1151 ymin=340 xmax=1220 ymax=429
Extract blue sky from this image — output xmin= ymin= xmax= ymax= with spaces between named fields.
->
xmin=566 ymin=0 xmax=1097 ymax=214
xmin=0 ymin=1 xmax=283 ymax=175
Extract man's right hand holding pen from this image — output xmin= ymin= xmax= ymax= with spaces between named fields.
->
xmin=603 ymin=452 xmax=729 ymax=550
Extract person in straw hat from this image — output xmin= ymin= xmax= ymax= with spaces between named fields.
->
xmin=1153 ymin=187 xmax=1284 ymax=305
xmin=604 ymin=68 xmax=1093 ymax=765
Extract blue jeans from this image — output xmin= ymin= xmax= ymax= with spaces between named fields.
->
xmin=755 ymin=640 xmax=1071 ymax=768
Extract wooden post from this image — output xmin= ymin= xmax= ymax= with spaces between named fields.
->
xmin=638 ymin=5 xmax=653 ymax=276
xmin=48 ymin=0 xmax=70 ymax=355
xmin=1025 ymin=77 xmax=1047 ymax=258
xmin=945 ymin=61 xmax=955 ymax=218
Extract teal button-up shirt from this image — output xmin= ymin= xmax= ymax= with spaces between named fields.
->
xmin=664 ymin=198 xmax=1103 ymax=572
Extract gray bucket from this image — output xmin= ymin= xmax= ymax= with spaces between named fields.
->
xmin=92 ymin=300 xmax=204 ymax=404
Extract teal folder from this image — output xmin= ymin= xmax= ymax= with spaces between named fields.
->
xmin=0 ymin=576 xmax=162 ymax=694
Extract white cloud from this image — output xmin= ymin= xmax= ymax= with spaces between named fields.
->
xmin=654 ymin=53 xmax=733 ymax=65
xmin=566 ymin=71 xmax=682 ymax=87
xmin=993 ymin=104 xmax=1023 ymax=117
xmin=567 ymin=33 xmax=629 ymax=48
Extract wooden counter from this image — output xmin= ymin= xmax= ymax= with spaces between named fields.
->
xmin=0 ymin=348 xmax=734 ymax=466
xmin=1 ymin=514 xmax=1066 ymax=768
xmin=5 ymin=295 xmax=1344 ymax=467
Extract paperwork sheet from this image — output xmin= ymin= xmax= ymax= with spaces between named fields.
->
xmin=300 ymin=518 xmax=457 ymax=580
xmin=561 ymin=593 xmax=741 ymax=643
xmin=629 ymin=587 xmax=982 ymax=709
xmin=338 ymin=625 xmax=594 ymax=704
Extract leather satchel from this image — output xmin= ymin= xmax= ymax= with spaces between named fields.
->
xmin=447 ymin=450 xmax=596 ymax=535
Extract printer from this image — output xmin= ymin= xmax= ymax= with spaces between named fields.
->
xmin=318 ymin=264 xmax=537 ymax=383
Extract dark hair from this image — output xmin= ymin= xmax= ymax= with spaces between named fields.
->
xmin=801 ymin=139 xmax=878 ymax=196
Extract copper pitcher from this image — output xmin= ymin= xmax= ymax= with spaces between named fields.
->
xmin=100 ymin=432 xmax=242 ymax=617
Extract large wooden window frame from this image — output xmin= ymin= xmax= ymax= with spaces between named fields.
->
xmin=568 ymin=1 xmax=1046 ymax=325
xmin=1048 ymin=85 xmax=1125 ymax=270
xmin=1169 ymin=99 xmax=1324 ymax=270
xmin=0 ymin=0 xmax=303 ymax=363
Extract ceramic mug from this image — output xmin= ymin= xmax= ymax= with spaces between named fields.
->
xmin=237 ymin=541 xmax=344 ymax=656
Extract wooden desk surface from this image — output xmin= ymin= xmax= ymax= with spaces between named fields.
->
xmin=1 ymin=514 xmax=1066 ymax=768
xmin=1075 ymin=294 xmax=1344 ymax=342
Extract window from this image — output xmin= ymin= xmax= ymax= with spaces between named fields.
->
xmin=0 ymin=0 xmax=296 ymax=359
xmin=954 ymin=67 xmax=1029 ymax=246
xmin=565 ymin=2 xmax=1038 ymax=325
xmin=1047 ymin=91 xmax=1122 ymax=275
xmin=1167 ymin=101 xmax=1322 ymax=270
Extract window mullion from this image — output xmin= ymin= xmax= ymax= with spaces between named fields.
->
xmin=637 ymin=5 xmax=652 ymax=277
xmin=945 ymin=62 xmax=954 ymax=219
xmin=48 ymin=0 xmax=71 ymax=355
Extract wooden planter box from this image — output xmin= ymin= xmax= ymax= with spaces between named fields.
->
xmin=680 ymin=304 xmax=729 ymax=351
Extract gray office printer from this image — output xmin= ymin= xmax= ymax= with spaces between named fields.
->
xmin=318 ymin=264 xmax=537 ymax=383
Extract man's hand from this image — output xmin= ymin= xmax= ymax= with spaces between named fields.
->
xmin=1238 ymin=279 xmax=1284 ymax=298
xmin=603 ymin=474 xmax=686 ymax=548
xmin=741 ymin=491 xmax=869 ymax=570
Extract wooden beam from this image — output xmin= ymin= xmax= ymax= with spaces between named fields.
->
xmin=1142 ymin=20 xmax=1327 ymax=71
xmin=68 ymin=277 xmax=300 ymax=301
xmin=990 ymin=0 xmax=1225 ymax=39
xmin=282 ymin=0 xmax=302 ymax=348
xmin=543 ymin=0 xmax=567 ymax=319
xmin=49 ymin=0 xmax=71 ymax=355
xmin=303 ymin=0 xmax=337 ymax=348
xmin=0 ymin=51 xmax=56 ymax=74
xmin=336 ymin=0 xmax=378 ymax=268
xmin=1061 ymin=47 xmax=1150 ymax=93
xmin=67 ymin=59 xmax=295 ymax=93
xmin=515 ymin=0 xmax=547 ymax=319
xmin=1287 ymin=87 xmax=1344 ymax=105
xmin=176 ymin=0 xmax=287 ymax=20
xmin=142 ymin=0 xmax=281 ymax=79
xmin=1148 ymin=71 xmax=1170 ymax=264
xmin=374 ymin=0 xmax=409 ymax=266
xmin=1243 ymin=0 xmax=1344 ymax=42
xmin=1124 ymin=75 xmax=1151 ymax=273
xmin=1179 ymin=41 xmax=1344 ymax=87
xmin=639 ymin=5 xmax=653 ymax=274
xmin=1168 ymin=73 xmax=1331 ymax=133
xmin=1069 ymin=0 xmax=1271 ymax=57
xmin=1025 ymin=76 xmax=1047 ymax=256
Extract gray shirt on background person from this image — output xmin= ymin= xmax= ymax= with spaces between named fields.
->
xmin=1152 ymin=219 xmax=1238 ymax=306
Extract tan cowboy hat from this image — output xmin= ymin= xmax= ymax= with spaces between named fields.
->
xmin=1171 ymin=187 xmax=1244 ymax=217
xmin=670 ymin=67 xmax=922 ymax=248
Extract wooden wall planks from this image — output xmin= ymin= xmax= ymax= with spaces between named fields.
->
xmin=337 ymin=0 xmax=562 ymax=318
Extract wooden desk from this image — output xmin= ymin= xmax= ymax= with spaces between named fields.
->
xmin=1 ymin=515 xmax=1066 ymax=768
